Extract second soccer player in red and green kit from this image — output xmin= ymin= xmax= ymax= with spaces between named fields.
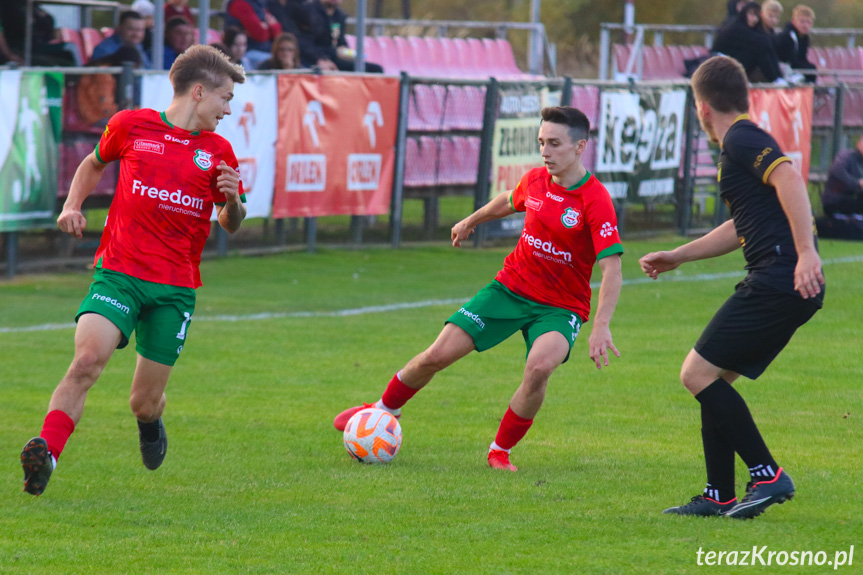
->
xmin=21 ymin=45 xmax=248 ymax=496
xmin=334 ymin=106 xmax=624 ymax=471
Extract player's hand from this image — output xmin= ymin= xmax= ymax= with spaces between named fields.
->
xmin=451 ymin=219 xmax=475 ymax=247
xmin=588 ymin=324 xmax=619 ymax=370
xmin=216 ymin=161 xmax=241 ymax=202
xmin=639 ymin=250 xmax=680 ymax=279
xmin=57 ymin=208 xmax=87 ymax=238
xmin=793 ymin=248 xmax=824 ymax=299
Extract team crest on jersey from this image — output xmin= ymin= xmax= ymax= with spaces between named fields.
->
xmin=561 ymin=207 xmax=580 ymax=228
xmin=193 ymin=149 xmax=213 ymax=171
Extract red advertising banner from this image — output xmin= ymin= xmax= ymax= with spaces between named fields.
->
xmin=272 ymin=75 xmax=400 ymax=218
xmin=748 ymin=87 xmax=813 ymax=182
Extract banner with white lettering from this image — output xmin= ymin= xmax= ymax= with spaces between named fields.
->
xmin=0 ymin=70 xmax=63 ymax=232
xmin=595 ymin=87 xmax=686 ymax=202
xmin=140 ymin=74 xmax=278 ymax=219
xmin=748 ymin=87 xmax=812 ymax=182
xmin=486 ymin=84 xmax=562 ymax=238
xmin=272 ymin=75 xmax=399 ymax=218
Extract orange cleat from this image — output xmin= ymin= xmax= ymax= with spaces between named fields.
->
xmin=488 ymin=449 xmax=518 ymax=472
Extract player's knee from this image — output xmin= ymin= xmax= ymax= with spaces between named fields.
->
xmin=129 ymin=393 xmax=161 ymax=421
xmin=66 ymin=351 xmax=107 ymax=385
xmin=417 ymin=346 xmax=456 ymax=372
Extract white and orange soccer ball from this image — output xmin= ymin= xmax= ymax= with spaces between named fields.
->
xmin=342 ymin=407 xmax=402 ymax=464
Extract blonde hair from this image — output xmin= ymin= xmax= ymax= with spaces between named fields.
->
xmin=169 ymin=44 xmax=246 ymax=95
xmin=762 ymin=0 xmax=782 ymax=15
xmin=792 ymin=5 xmax=815 ymax=20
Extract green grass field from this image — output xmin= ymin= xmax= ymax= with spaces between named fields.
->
xmin=1 ymin=239 xmax=861 ymax=574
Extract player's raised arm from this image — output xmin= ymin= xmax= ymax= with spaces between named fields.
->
xmin=215 ymin=161 xmax=247 ymax=233
xmin=57 ymin=152 xmax=109 ymax=238
xmin=451 ymin=191 xmax=516 ymax=247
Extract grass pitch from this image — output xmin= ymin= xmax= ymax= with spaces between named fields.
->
xmin=1 ymin=239 xmax=861 ymax=574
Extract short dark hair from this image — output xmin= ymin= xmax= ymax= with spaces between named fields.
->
xmin=540 ymin=106 xmax=590 ymax=142
xmin=169 ymin=44 xmax=246 ymax=95
xmin=166 ymin=16 xmax=191 ymax=35
xmin=690 ymin=55 xmax=750 ymax=114
xmin=118 ymin=10 xmax=144 ymax=26
xmin=223 ymin=26 xmax=246 ymax=48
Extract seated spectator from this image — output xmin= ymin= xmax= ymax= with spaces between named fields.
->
xmin=297 ymin=0 xmax=383 ymax=73
xmin=774 ymin=4 xmax=817 ymax=83
xmin=266 ymin=0 xmax=303 ymax=36
xmin=224 ymin=0 xmax=283 ymax=69
xmin=257 ymin=31 xmax=303 ymax=70
xmin=92 ymin=10 xmax=153 ymax=69
xmin=163 ymin=16 xmax=195 ymax=69
xmin=164 ymin=0 xmax=194 ymax=25
xmin=761 ymin=0 xmax=783 ymax=34
xmin=720 ymin=0 xmax=747 ymax=29
xmin=0 ymin=0 xmax=76 ymax=66
xmin=131 ymin=0 xmax=156 ymax=55
xmin=822 ymin=134 xmax=863 ymax=216
xmin=223 ymin=26 xmax=253 ymax=70
xmin=712 ymin=2 xmax=783 ymax=83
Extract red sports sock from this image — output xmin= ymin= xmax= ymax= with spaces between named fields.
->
xmin=380 ymin=372 xmax=420 ymax=410
xmin=40 ymin=410 xmax=76 ymax=459
xmin=494 ymin=406 xmax=534 ymax=450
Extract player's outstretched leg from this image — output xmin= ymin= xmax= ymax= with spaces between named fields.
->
xmin=138 ymin=417 xmax=168 ymax=470
xmin=724 ymin=468 xmax=795 ymax=519
xmin=21 ymin=437 xmax=54 ymax=496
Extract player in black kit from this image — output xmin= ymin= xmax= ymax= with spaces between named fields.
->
xmin=639 ymin=56 xmax=825 ymax=519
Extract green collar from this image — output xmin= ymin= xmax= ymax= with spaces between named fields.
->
xmin=160 ymin=111 xmax=200 ymax=136
xmin=566 ymin=171 xmax=591 ymax=191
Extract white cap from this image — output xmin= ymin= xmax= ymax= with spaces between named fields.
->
xmin=131 ymin=0 xmax=155 ymax=17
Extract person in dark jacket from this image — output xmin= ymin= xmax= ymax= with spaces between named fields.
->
xmin=712 ymin=2 xmax=783 ymax=83
xmin=822 ymin=135 xmax=863 ymax=216
xmin=224 ymin=0 xmax=283 ymax=69
xmin=773 ymin=5 xmax=817 ymax=83
xmin=296 ymin=0 xmax=383 ymax=72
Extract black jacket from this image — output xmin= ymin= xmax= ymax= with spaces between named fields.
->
xmin=712 ymin=4 xmax=782 ymax=82
xmin=296 ymin=0 xmax=347 ymax=66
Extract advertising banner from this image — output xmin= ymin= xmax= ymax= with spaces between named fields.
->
xmin=272 ymin=74 xmax=399 ymax=218
xmin=0 ymin=70 xmax=63 ymax=232
xmin=748 ymin=87 xmax=813 ymax=182
xmin=141 ymin=74 xmax=278 ymax=219
xmin=595 ymin=87 xmax=687 ymax=202
xmin=486 ymin=84 xmax=561 ymax=238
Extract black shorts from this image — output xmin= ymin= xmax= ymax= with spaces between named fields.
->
xmin=694 ymin=278 xmax=822 ymax=379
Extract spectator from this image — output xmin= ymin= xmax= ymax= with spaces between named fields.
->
xmin=163 ymin=16 xmax=195 ymax=69
xmin=712 ymin=2 xmax=783 ymax=83
xmin=0 ymin=0 xmax=76 ymax=66
xmin=223 ymin=26 xmax=253 ymax=70
xmin=92 ymin=11 xmax=153 ymax=69
xmin=774 ymin=5 xmax=817 ymax=83
xmin=257 ymin=32 xmax=303 ymax=70
xmin=822 ymin=134 xmax=863 ymax=216
xmin=164 ymin=0 xmax=194 ymax=25
xmin=761 ymin=0 xmax=783 ymax=34
xmin=77 ymin=46 xmax=143 ymax=125
xmin=224 ymin=0 xmax=283 ymax=69
xmin=296 ymin=0 xmax=383 ymax=72
xmin=131 ymin=0 xmax=156 ymax=54
xmin=720 ymin=0 xmax=747 ymax=29
xmin=266 ymin=0 xmax=303 ymax=36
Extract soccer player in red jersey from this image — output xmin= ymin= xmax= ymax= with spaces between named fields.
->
xmin=21 ymin=45 xmax=247 ymax=495
xmin=334 ymin=106 xmax=623 ymax=471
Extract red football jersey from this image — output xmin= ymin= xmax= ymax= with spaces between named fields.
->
xmin=94 ymin=109 xmax=244 ymax=288
xmin=495 ymin=168 xmax=623 ymax=322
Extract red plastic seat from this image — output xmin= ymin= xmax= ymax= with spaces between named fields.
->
xmin=372 ymin=36 xmax=403 ymax=74
xmin=443 ymin=85 xmax=485 ymax=131
xmin=448 ymin=38 xmax=471 ymax=77
xmin=408 ymin=84 xmax=447 ymax=131
xmin=570 ymin=85 xmax=600 ymax=128
xmin=392 ymin=36 xmax=418 ymax=74
xmin=79 ymin=27 xmax=103 ymax=63
xmin=58 ymin=28 xmax=84 ymax=65
xmin=404 ymin=136 xmax=439 ymax=187
xmin=843 ymin=87 xmax=863 ymax=128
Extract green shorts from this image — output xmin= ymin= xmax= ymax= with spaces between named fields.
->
xmin=76 ymin=268 xmax=197 ymax=366
xmin=446 ymin=280 xmax=583 ymax=363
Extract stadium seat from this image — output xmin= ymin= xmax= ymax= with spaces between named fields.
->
xmin=100 ymin=27 xmax=114 ymax=38
xmin=443 ymin=85 xmax=485 ymax=131
xmin=843 ymin=87 xmax=863 ymax=128
xmin=408 ymin=36 xmax=441 ymax=77
xmin=79 ymin=27 xmax=103 ymax=63
xmin=393 ymin=36 xmax=420 ymax=75
xmin=485 ymin=38 xmax=522 ymax=77
xmin=449 ymin=38 xmax=472 ymax=76
xmin=58 ymin=28 xmax=85 ymax=66
xmin=570 ymin=84 xmax=600 ymax=128
xmin=403 ymin=136 xmax=439 ymax=187
xmin=408 ymin=84 xmax=447 ymax=131
xmin=372 ymin=36 xmax=403 ymax=75
xmin=613 ymin=43 xmax=635 ymax=77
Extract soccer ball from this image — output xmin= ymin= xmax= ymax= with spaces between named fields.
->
xmin=343 ymin=407 xmax=402 ymax=464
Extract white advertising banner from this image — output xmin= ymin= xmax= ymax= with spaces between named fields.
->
xmin=141 ymin=74 xmax=277 ymax=219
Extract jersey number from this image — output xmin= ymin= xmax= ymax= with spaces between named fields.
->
xmin=176 ymin=312 xmax=192 ymax=340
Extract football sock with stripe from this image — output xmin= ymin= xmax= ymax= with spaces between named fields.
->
xmin=40 ymin=410 xmax=75 ymax=462
xmin=695 ymin=378 xmax=779 ymax=479
xmin=492 ymin=406 xmax=533 ymax=451
xmin=700 ymin=403 xmax=737 ymax=502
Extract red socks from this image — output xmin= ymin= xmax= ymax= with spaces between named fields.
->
xmin=494 ymin=406 xmax=534 ymax=450
xmin=380 ymin=372 xmax=420 ymax=410
xmin=40 ymin=410 xmax=75 ymax=459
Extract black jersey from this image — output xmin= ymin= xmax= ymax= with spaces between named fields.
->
xmin=718 ymin=115 xmax=819 ymax=295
